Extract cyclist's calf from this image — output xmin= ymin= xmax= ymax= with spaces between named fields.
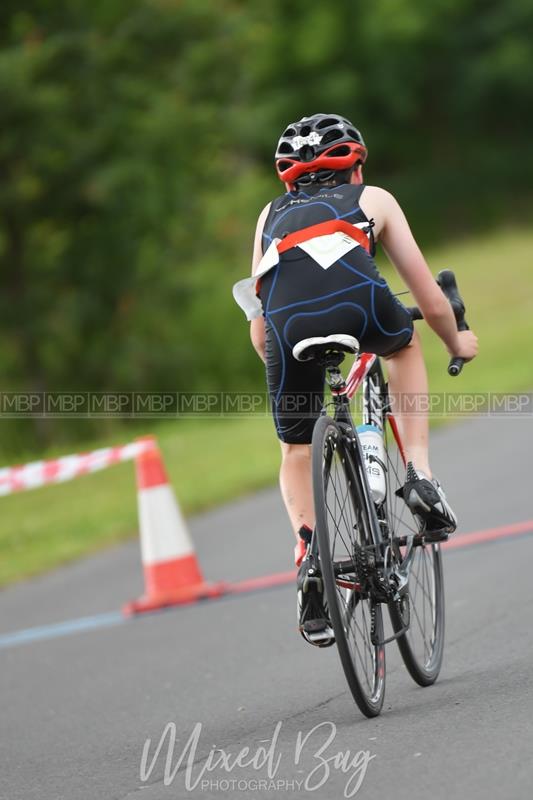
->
xmin=279 ymin=443 xmax=314 ymax=538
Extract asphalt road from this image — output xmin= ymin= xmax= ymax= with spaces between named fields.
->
xmin=1 ymin=416 xmax=533 ymax=800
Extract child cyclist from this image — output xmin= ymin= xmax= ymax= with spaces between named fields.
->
xmin=233 ymin=113 xmax=478 ymax=646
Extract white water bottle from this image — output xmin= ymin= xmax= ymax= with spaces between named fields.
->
xmin=357 ymin=424 xmax=387 ymax=504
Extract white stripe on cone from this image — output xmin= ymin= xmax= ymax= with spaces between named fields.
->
xmin=138 ymin=484 xmax=195 ymax=565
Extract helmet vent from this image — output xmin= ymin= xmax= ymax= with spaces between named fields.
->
xmin=277 ymin=160 xmax=292 ymax=173
xmin=282 ymin=127 xmax=296 ymax=137
xmin=321 ymin=129 xmax=343 ymax=144
xmin=347 ymin=128 xmax=360 ymax=141
xmin=326 ymin=144 xmax=351 ymax=157
xmin=278 ymin=141 xmax=294 ymax=154
xmin=299 ymin=145 xmax=315 ymax=162
xmin=316 ymin=117 xmax=340 ymax=129
xmin=300 ymin=125 xmax=311 ymax=136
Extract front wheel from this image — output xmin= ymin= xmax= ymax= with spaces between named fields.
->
xmin=388 ymin=540 xmax=445 ymax=686
xmin=312 ymin=415 xmax=386 ymax=718
xmin=382 ymin=413 xmax=446 ymax=686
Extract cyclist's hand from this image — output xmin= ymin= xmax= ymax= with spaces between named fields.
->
xmin=449 ymin=329 xmax=478 ymax=361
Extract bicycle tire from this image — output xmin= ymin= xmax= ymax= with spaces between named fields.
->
xmin=312 ymin=414 xmax=386 ymax=717
xmin=369 ymin=361 xmax=446 ymax=686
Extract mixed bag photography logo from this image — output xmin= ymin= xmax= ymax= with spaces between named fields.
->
xmin=140 ymin=720 xmax=376 ymax=795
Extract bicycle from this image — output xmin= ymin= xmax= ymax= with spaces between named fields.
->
xmin=294 ymin=270 xmax=469 ymax=717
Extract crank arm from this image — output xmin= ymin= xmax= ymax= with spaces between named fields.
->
xmin=389 ymin=534 xmax=416 ymax=594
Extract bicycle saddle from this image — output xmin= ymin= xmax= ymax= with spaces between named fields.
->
xmin=292 ymin=334 xmax=360 ymax=362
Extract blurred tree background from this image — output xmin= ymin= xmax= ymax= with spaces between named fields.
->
xmin=1 ymin=0 xmax=532 ymax=455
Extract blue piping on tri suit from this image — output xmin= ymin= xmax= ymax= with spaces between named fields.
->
xmin=265 ymin=263 xmax=280 ymax=312
xmin=262 ymin=201 xmax=363 ymax=243
xmin=264 ymin=266 xmax=287 ymax=432
xmin=370 ymin=283 xmax=412 ymax=337
xmin=337 ymin=257 xmax=386 ymax=285
xmin=264 ymin=314 xmax=286 ymax=412
xmin=267 ymin=280 xmax=372 ymax=316
xmin=281 ymin=302 xmax=369 ymax=348
xmin=265 ymin=199 xmax=358 ymax=237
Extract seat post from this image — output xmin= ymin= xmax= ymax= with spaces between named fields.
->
xmin=325 ymin=361 xmax=346 ymax=392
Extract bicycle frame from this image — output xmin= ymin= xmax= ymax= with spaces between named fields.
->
xmin=333 ymin=351 xmax=406 ymax=466
xmin=320 ymin=349 xmax=418 ymax=608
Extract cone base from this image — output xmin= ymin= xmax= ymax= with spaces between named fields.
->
xmin=123 ymin=580 xmax=227 ymax=616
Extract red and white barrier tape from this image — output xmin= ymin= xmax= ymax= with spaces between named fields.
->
xmin=0 ymin=440 xmax=153 ymax=497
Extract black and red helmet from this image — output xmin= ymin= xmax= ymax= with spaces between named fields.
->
xmin=275 ymin=113 xmax=367 ymax=185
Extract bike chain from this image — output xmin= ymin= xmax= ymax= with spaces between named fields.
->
xmin=354 ymin=540 xmax=395 ymax=605
xmin=353 ymin=541 xmax=369 ymax=594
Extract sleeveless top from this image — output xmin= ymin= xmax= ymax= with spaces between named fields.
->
xmin=232 ymin=183 xmax=375 ymax=320
xmin=261 ymin=183 xmax=375 ymax=256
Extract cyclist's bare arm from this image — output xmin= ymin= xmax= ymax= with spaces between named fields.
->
xmin=249 ymin=203 xmax=271 ymax=362
xmin=360 ymin=187 xmax=478 ymax=360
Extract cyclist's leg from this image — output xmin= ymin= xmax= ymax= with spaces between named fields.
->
xmin=351 ymin=280 xmax=430 ymax=471
xmin=261 ymin=310 xmax=334 ymax=642
xmin=383 ymin=329 xmax=431 ymax=476
xmin=273 ymin=368 xmax=324 ymax=556
xmin=383 ymin=331 xmax=457 ymax=533
xmin=279 ymin=442 xmax=314 ymax=539
xmin=261 ymin=311 xmax=324 ymax=553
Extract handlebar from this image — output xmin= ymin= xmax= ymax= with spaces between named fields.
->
xmin=406 ymin=269 xmax=469 ymax=377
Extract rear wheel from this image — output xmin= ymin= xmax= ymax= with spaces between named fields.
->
xmin=312 ymin=415 xmax=386 ymax=717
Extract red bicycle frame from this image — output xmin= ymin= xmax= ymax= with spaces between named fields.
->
xmin=334 ymin=351 xmax=407 ymax=468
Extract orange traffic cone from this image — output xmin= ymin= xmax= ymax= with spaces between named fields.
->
xmin=123 ymin=437 xmax=226 ymax=615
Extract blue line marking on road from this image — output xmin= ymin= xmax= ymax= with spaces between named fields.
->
xmin=0 ymin=611 xmax=125 ymax=650
xmin=3 ymin=526 xmax=530 ymax=652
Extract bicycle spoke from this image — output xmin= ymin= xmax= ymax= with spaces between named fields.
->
xmin=327 ymin=458 xmax=354 ymax=546
xmin=410 ymin=560 xmax=435 ymax=606
xmin=410 ymin=598 xmax=432 ymax=661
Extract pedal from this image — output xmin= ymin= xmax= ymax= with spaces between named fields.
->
xmin=301 ymin=622 xmax=335 ymax=647
xmin=303 ymin=619 xmax=329 ymax=634
xmin=298 ymin=570 xmax=335 ymax=648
